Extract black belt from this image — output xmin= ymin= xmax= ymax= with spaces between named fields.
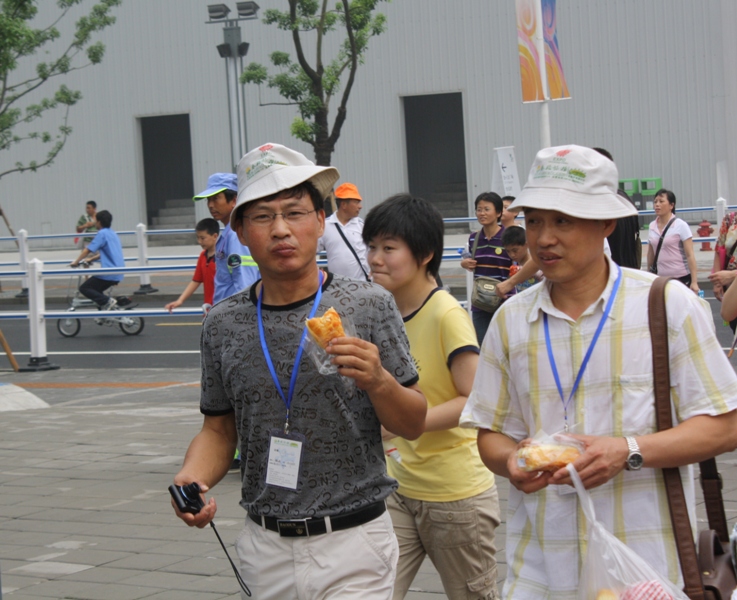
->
xmin=248 ymin=501 xmax=385 ymax=537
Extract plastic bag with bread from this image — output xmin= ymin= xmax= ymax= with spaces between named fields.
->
xmin=303 ymin=307 xmax=356 ymax=381
xmin=516 ymin=429 xmax=584 ymax=472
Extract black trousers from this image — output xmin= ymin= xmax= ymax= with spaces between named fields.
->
xmin=79 ymin=276 xmax=116 ymax=307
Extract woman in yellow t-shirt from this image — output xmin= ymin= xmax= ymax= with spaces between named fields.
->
xmin=363 ymin=194 xmax=500 ymax=600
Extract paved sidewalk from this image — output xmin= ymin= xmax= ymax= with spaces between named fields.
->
xmin=0 ymin=369 xmax=502 ymax=599
xmin=3 ymin=369 xmax=737 ymax=599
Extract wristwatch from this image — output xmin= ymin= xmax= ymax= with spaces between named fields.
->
xmin=624 ymin=436 xmax=643 ymax=471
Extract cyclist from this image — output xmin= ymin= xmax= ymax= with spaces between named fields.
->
xmin=70 ymin=210 xmax=124 ymax=311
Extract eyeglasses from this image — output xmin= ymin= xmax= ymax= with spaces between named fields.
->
xmin=243 ymin=209 xmax=316 ymax=227
xmin=475 ymin=207 xmax=495 ymax=214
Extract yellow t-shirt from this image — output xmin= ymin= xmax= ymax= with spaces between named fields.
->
xmin=387 ymin=289 xmax=495 ymax=501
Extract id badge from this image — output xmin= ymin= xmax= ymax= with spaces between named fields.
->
xmin=265 ymin=430 xmax=305 ymax=490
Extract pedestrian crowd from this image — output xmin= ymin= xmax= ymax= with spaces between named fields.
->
xmin=163 ymin=142 xmax=737 ymax=600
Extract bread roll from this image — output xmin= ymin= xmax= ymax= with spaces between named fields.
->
xmin=595 ymin=590 xmax=619 ymax=600
xmin=306 ymin=307 xmax=346 ymax=349
xmin=517 ymin=444 xmax=581 ymax=472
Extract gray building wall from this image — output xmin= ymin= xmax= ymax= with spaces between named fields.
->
xmin=1 ymin=0 xmax=735 ymax=242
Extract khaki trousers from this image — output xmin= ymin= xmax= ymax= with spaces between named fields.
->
xmin=388 ymin=485 xmax=501 ymax=600
xmin=235 ymin=509 xmax=397 ymax=599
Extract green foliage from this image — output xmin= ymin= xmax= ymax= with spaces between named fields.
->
xmin=0 ymin=0 xmax=121 ymax=180
xmin=242 ymin=0 xmax=389 ymax=165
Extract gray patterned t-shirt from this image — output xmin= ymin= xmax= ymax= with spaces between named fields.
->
xmin=200 ymin=273 xmax=418 ymax=518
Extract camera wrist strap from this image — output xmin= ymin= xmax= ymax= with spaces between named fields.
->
xmin=209 ymin=521 xmax=251 ymax=597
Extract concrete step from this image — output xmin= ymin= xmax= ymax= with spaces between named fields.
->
xmin=164 ymin=198 xmax=194 ymax=209
xmin=157 ymin=207 xmax=196 ymax=218
xmin=151 ymin=215 xmax=197 ymax=226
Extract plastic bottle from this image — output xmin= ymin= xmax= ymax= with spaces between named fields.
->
xmin=383 ymin=441 xmax=402 ymax=463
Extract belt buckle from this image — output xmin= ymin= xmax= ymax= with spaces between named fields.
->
xmin=277 ymin=518 xmax=310 ymax=537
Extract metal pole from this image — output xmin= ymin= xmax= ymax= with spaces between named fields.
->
xmin=22 ymin=258 xmax=59 ymax=372
xmin=224 ymin=56 xmax=236 ymax=172
xmin=134 ymin=223 xmax=158 ymax=294
xmin=534 ymin=0 xmax=551 ymax=149
xmin=540 ymin=101 xmax=551 ymax=149
xmin=16 ymin=228 xmax=29 ymax=298
xmin=239 ymin=54 xmax=249 ymax=153
xmin=717 ymin=197 xmax=727 ymax=231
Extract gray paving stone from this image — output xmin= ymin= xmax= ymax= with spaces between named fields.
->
xmin=144 ymin=592 xmax=232 ymax=600
xmin=114 ymin=569 xmax=203 ymax=590
xmin=57 ymin=566 xmax=150 ymax=584
xmin=159 ymin=556 xmax=230 ymax=577
xmin=101 ymin=553 xmax=190 ymax=572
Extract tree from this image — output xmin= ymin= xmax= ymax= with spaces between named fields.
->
xmin=242 ymin=0 xmax=388 ymax=166
xmin=0 ymin=0 xmax=121 ymax=181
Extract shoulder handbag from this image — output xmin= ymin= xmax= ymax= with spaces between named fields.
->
xmin=648 ymin=276 xmax=737 ymax=600
xmin=333 ymin=223 xmax=370 ymax=282
xmin=470 ymin=230 xmax=504 ymax=314
xmin=649 ymin=218 xmax=676 ymax=274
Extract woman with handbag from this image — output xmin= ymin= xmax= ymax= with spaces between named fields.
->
xmin=646 ymin=189 xmax=699 ymax=293
xmin=460 ymin=192 xmax=513 ymax=344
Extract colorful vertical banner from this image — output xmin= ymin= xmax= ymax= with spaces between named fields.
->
xmin=541 ymin=0 xmax=570 ymax=100
xmin=516 ymin=0 xmax=570 ymax=103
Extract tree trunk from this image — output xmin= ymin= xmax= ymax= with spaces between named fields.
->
xmin=314 ymin=144 xmax=334 ymax=166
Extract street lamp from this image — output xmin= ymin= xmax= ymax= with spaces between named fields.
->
xmin=206 ymin=3 xmax=260 ymax=171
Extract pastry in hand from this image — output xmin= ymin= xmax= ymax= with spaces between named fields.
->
xmin=517 ymin=444 xmax=582 ymax=472
xmin=595 ymin=590 xmax=620 ymax=600
xmin=306 ymin=307 xmax=346 ymax=349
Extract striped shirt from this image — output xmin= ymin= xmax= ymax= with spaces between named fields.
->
xmin=468 ymin=226 xmax=514 ymax=313
xmin=460 ymin=258 xmax=737 ymax=599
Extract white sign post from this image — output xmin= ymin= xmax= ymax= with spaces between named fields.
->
xmin=491 ymin=146 xmax=522 ymax=198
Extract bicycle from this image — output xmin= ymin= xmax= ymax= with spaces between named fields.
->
xmin=56 ymin=261 xmax=145 ymax=338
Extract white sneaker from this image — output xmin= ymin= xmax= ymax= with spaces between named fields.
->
xmin=101 ymin=298 xmax=117 ymax=311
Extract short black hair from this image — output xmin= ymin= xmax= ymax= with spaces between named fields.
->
xmin=96 ymin=210 xmax=112 ymax=228
xmin=501 ymin=225 xmax=526 ymax=247
xmin=234 ymin=181 xmax=324 ymax=222
xmin=86 ymin=200 xmax=97 ymax=209
xmin=223 ymin=189 xmax=237 ymax=203
xmin=655 ymin=188 xmax=676 ymax=212
xmin=592 ymin=147 xmax=614 ymax=161
xmin=474 ymin=192 xmax=503 ymax=218
xmin=501 ymin=195 xmax=516 ymax=203
xmin=363 ymin=194 xmax=443 ymax=279
xmin=195 ymin=218 xmax=220 ymax=236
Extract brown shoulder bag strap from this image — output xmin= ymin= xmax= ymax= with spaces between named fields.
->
xmin=648 ymin=276 xmax=706 ymax=600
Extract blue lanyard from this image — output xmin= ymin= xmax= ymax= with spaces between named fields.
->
xmin=544 ymin=266 xmax=622 ymax=430
xmin=257 ymin=271 xmax=324 ymax=433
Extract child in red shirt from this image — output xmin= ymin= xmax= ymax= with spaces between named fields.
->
xmin=165 ymin=219 xmax=219 ymax=312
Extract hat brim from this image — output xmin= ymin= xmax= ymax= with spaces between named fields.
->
xmin=231 ymin=165 xmax=339 ymax=227
xmin=509 ymin=187 xmax=638 ymax=220
xmin=193 ymin=186 xmax=233 ymax=201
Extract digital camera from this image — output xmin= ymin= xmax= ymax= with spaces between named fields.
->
xmin=169 ymin=482 xmax=205 ymax=514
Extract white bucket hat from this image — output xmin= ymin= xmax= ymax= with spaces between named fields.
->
xmin=509 ymin=145 xmax=637 ymax=220
xmin=232 ymin=143 xmax=340 ymax=227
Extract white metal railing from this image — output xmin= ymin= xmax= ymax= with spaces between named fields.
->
xmin=1 ymin=199 xmax=732 ymax=279
xmin=1 ymin=198 xmax=731 ymax=370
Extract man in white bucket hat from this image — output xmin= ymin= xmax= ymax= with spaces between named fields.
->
xmin=172 ymin=143 xmax=426 ymax=599
xmin=461 ymin=144 xmax=737 ymax=597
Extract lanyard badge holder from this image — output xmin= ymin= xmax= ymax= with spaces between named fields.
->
xmin=258 ymin=271 xmax=324 ymax=490
xmin=544 ymin=266 xmax=622 ymax=433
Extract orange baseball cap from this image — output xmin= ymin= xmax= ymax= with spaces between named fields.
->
xmin=335 ymin=182 xmax=362 ymax=201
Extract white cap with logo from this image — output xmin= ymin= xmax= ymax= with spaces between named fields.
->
xmin=232 ymin=143 xmax=339 ymax=227
xmin=509 ymin=145 xmax=638 ymax=220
